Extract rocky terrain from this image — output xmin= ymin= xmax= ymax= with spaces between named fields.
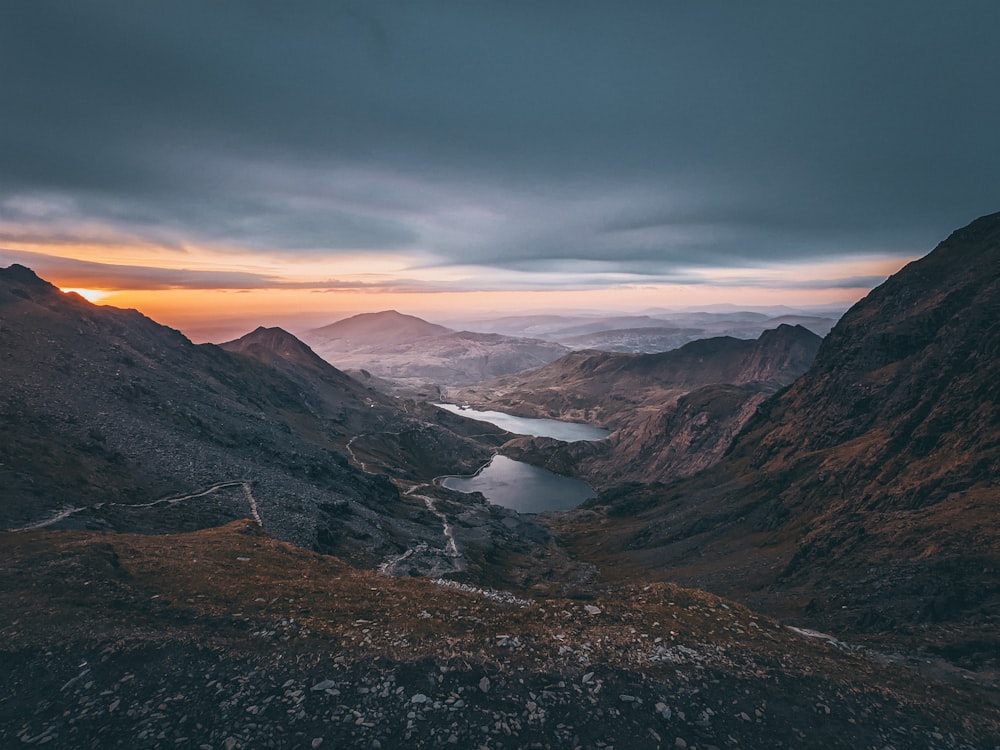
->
xmin=556 ymin=211 xmax=1000 ymax=669
xmin=301 ymin=311 xmax=569 ymax=388
xmin=454 ymin=325 xmax=821 ymax=487
xmin=0 ymin=266 xmax=565 ymax=584
xmin=2 ymin=521 xmax=997 ymax=750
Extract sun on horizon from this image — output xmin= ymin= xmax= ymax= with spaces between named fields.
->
xmin=60 ymin=288 xmax=111 ymax=303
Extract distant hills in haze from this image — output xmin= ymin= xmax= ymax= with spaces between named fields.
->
xmin=308 ymin=309 xmax=452 ymax=346
xmin=300 ymin=311 xmax=571 ymax=388
xmin=296 ymin=306 xmax=839 ymax=391
xmin=453 ymin=309 xmax=839 ymax=352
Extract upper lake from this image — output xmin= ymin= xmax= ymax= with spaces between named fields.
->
xmin=434 ymin=403 xmax=609 ymax=442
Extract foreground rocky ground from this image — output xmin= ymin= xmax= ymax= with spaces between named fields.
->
xmin=2 ymin=521 xmax=997 ymax=749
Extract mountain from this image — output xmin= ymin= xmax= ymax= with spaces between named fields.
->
xmin=557 ymin=326 xmax=711 ymax=353
xmin=303 ymin=313 xmax=570 ymax=388
xmin=306 ymin=309 xmax=452 ymax=346
xmin=455 ymin=325 xmax=821 ymax=487
xmin=0 ymin=266 xmax=558 ymax=580
xmin=453 ymin=324 xmax=821 ymax=429
xmin=558 ymin=212 xmax=1000 ymax=663
xmin=457 ymin=310 xmax=839 ymax=352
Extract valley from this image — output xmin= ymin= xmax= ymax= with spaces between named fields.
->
xmin=2 ymin=212 xmax=999 ymax=748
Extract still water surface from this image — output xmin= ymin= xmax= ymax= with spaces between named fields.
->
xmin=434 ymin=403 xmax=609 ymax=442
xmin=441 ymin=455 xmax=595 ymax=513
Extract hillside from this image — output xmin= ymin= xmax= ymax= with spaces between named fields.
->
xmin=454 ymin=325 xmax=820 ymax=487
xmin=556 ymin=212 xmax=1000 ymax=663
xmin=453 ymin=325 xmax=821 ymax=428
xmin=1 ymin=521 xmax=995 ymax=749
xmin=0 ymin=266 xmax=550 ymax=579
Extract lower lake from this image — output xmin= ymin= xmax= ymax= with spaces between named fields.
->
xmin=434 ymin=403 xmax=609 ymax=442
xmin=440 ymin=455 xmax=595 ymax=513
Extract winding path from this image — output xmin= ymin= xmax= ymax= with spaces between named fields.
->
xmin=7 ymin=480 xmax=262 ymax=532
xmin=378 ymin=483 xmax=461 ymax=575
xmin=407 ymin=485 xmax=458 ymax=557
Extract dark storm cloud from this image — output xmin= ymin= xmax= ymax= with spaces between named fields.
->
xmin=0 ymin=249 xmax=430 ymax=291
xmin=1 ymin=1 xmax=998 ymax=279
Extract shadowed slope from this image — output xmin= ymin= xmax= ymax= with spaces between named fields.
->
xmin=558 ymin=212 xmax=1000 ymax=664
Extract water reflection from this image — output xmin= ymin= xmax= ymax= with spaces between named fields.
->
xmin=441 ymin=455 xmax=595 ymax=513
xmin=434 ymin=404 xmax=608 ymax=442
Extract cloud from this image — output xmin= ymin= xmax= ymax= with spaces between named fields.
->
xmin=0 ymin=1 xmax=998 ymax=292
xmin=0 ymin=248 xmax=433 ymax=292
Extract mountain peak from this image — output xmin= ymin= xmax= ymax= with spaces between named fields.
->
xmin=220 ymin=326 xmax=333 ymax=372
xmin=573 ymin=211 xmax=1000 ymax=650
xmin=0 ymin=264 xmax=59 ymax=293
xmin=306 ymin=310 xmax=453 ymax=346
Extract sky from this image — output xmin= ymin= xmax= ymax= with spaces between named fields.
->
xmin=1 ymin=2 xmax=998 ymax=340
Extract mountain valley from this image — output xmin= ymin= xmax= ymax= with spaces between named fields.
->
xmin=453 ymin=324 xmax=821 ymax=487
xmin=2 ymin=213 xmax=999 ymax=748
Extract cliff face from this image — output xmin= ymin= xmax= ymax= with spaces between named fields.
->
xmin=560 ymin=212 xmax=1000 ymax=661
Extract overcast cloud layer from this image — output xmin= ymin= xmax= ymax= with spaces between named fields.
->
xmin=1 ymin=2 xmax=998 ymax=291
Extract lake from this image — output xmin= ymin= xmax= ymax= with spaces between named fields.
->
xmin=440 ymin=455 xmax=595 ymax=513
xmin=434 ymin=403 xmax=609 ymax=442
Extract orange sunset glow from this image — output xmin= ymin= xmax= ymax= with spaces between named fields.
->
xmin=5 ymin=237 xmax=914 ymax=342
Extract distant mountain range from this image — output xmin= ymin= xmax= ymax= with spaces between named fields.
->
xmin=453 ymin=310 xmax=839 ymax=353
xmin=559 ymin=211 xmax=1000 ymax=665
xmin=301 ymin=311 xmax=570 ymax=387
xmin=294 ymin=306 xmax=840 ymax=392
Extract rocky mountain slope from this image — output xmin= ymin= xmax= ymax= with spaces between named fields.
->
xmin=557 ymin=212 xmax=1000 ymax=665
xmin=456 ymin=325 xmax=821 ymax=486
xmin=302 ymin=311 xmax=569 ymax=388
xmin=2 ymin=521 xmax=996 ymax=749
xmin=0 ymin=266 xmax=560 ymax=581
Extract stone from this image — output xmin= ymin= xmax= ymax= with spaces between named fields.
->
xmin=478 ymin=677 xmax=491 ymax=693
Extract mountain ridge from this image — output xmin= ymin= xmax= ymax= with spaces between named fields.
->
xmin=556 ymin=211 xmax=1000 ymax=663
xmin=0 ymin=267 xmax=555 ymax=582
